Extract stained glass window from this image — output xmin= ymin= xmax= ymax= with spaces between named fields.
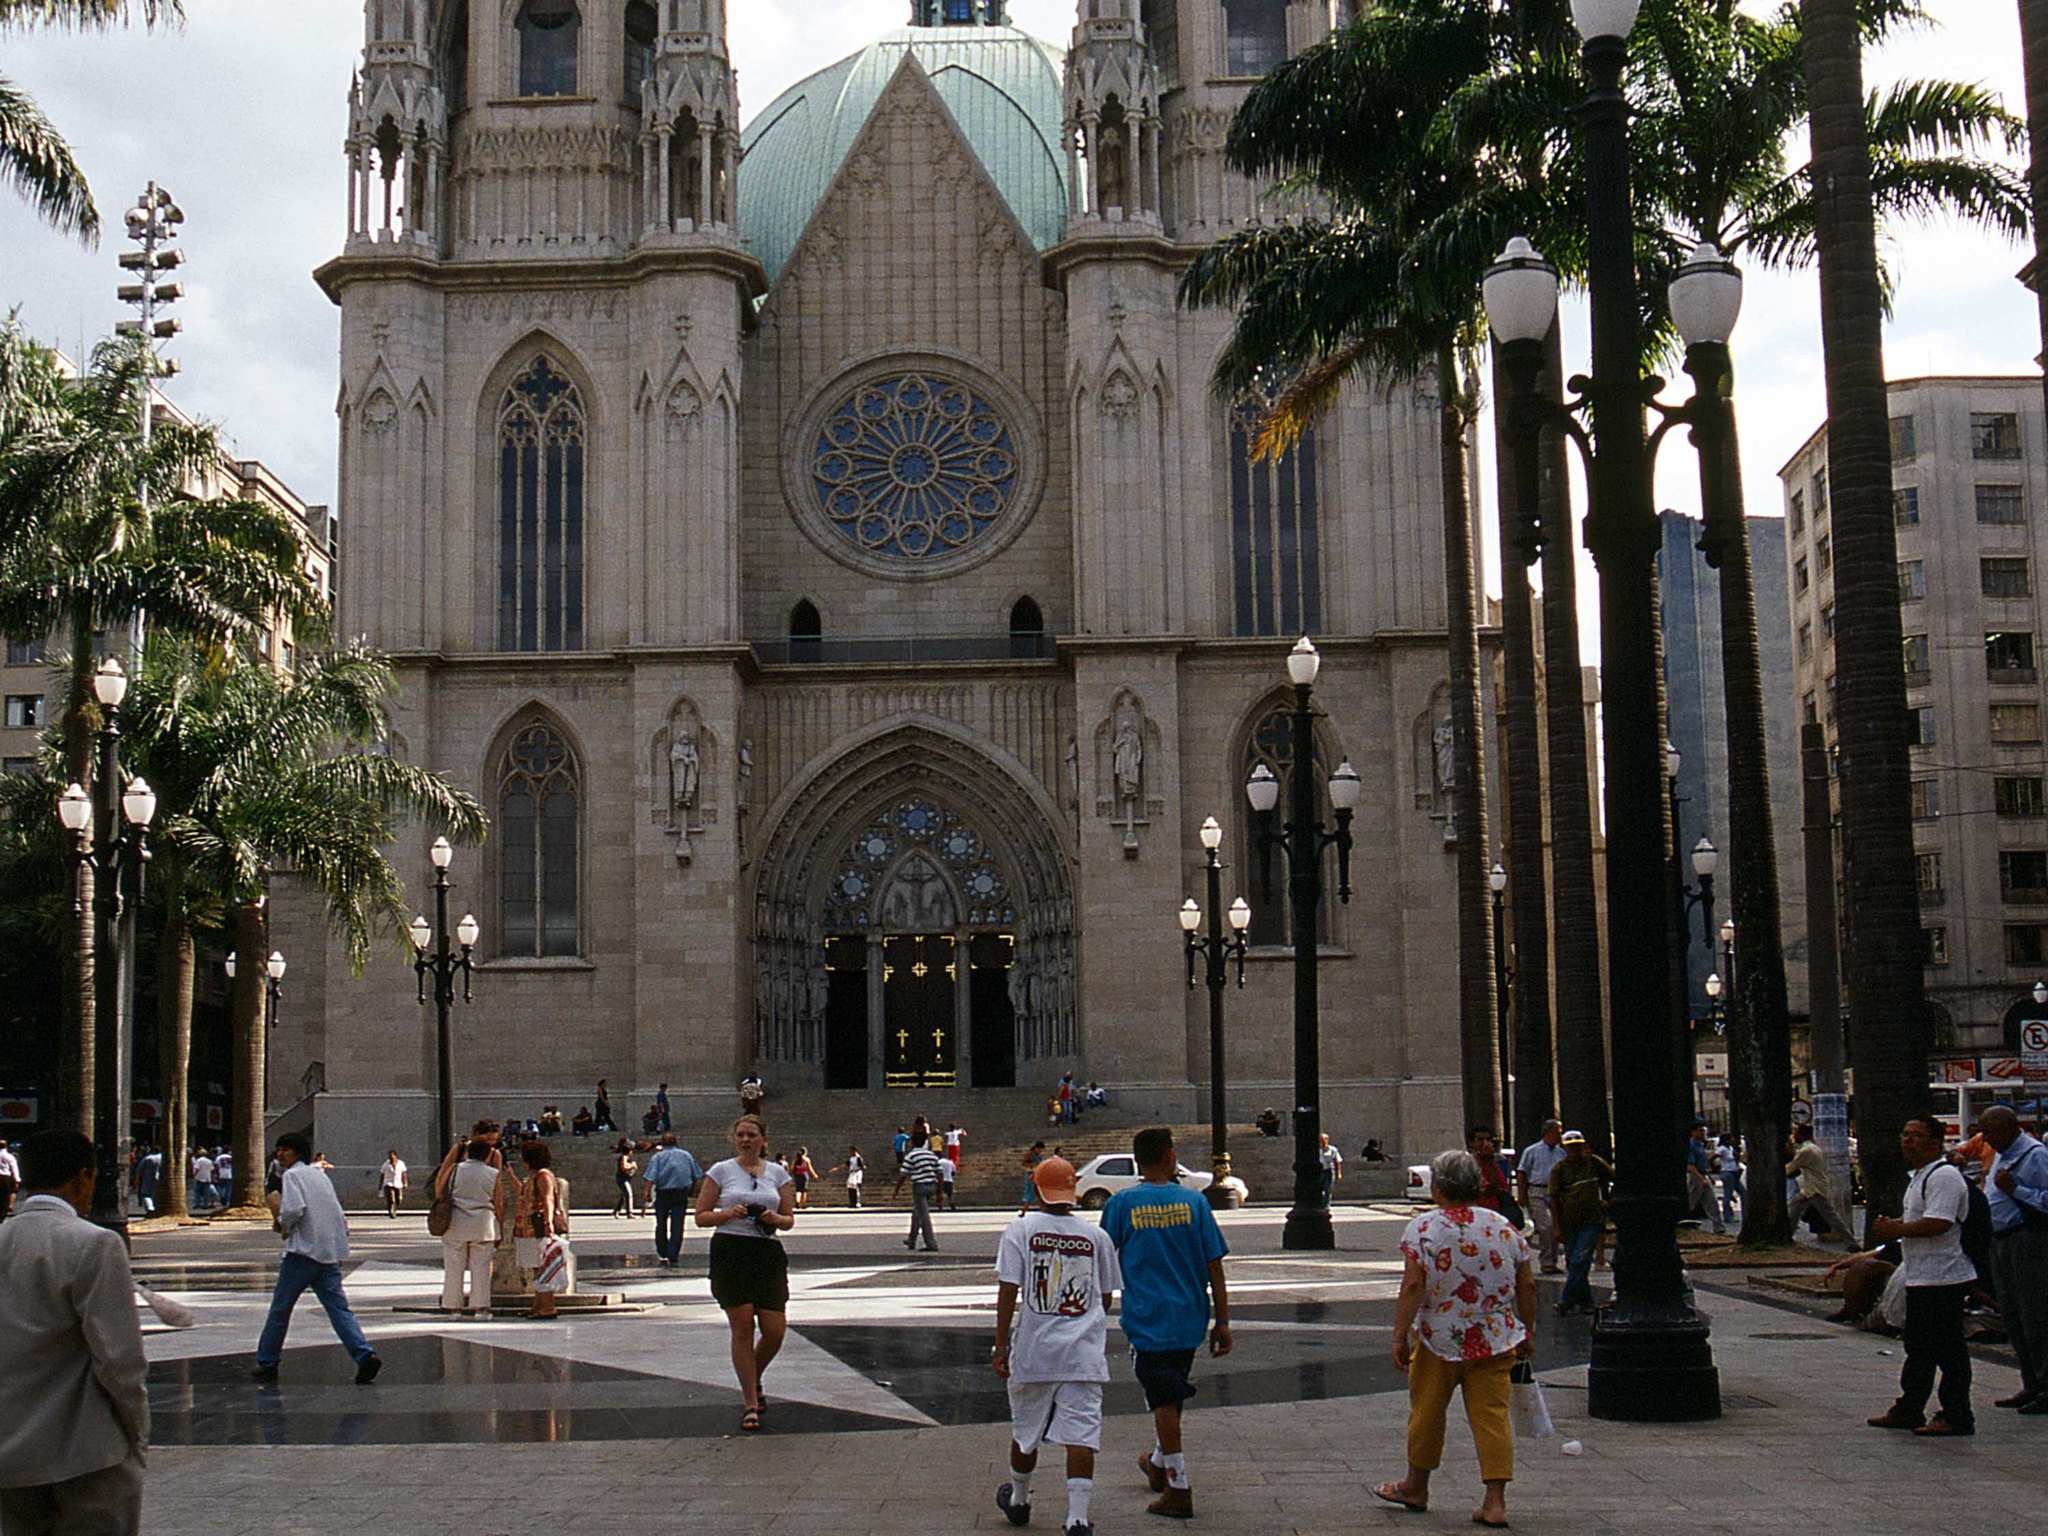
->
xmin=824 ymin=799 xmax=1012 ymax=929
xmin=517 ymin=0 xmax=580 ymax=98
xmin=498 ymin=356 xmax=585 ymax=653
xmin=498 ymin=721 xmax=579 ymax=958
xmin=1229 ymin=402 xmax=1322 ymax=637
xmin=811 ymin=373 xmax=1020 ymax=566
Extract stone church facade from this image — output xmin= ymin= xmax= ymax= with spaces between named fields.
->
xmin=292 ymin=0 xmax=1477 ymax=1158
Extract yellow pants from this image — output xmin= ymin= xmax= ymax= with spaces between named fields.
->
xmin=1406 ymin=1348 xmax=1515 ymax=1482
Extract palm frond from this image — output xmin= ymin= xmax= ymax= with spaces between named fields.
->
xmin=0 ymin=75 xmax=95 ymax=242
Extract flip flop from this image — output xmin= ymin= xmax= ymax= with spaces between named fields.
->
xmin=1372 ymin=1483 xmax=1427 ymax=1513
xmin=1472 ymin=1516 xmax=1510 ymax=1529
xmin=740 ymin=1408 xmax=763 ymax=1433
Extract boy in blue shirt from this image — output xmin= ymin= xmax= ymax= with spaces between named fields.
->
xmin=1101 ymin=1128 xmax=1232 ymax=1520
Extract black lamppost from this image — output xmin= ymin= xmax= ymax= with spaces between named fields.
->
xmin=1666 ymin=742 xmax=1721 ymax=995
xmin=1247 ymin=637 xmax=1361 ymax=1251
xmin=1182 ymin=816 xmax=1252 ymax=1207
xmin=1490 ymin=862 xmax=1512 ymax=1139
xmin=226 ymin=948 xmax=287 ymax=1030
xmin=1482 ymin=0 xmax=1742 ymax=1424
xmin=56 ymin=657 xmax=158 ymax=1239
xmin=408 ymin=836 xmax=478 ymax=1156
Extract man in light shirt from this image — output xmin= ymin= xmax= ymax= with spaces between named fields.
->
xmin=1516 ymin=1120 xmax=1566 ymax=1272
xmin=190 ymin=1148 xmax=215 ymax=1212
xmin=642 ymin=1133 xmax=704 ymax=1268
xmin=0 ymin=1138 xmax=20 ymax=1221
xmin=1785 ymin=1129 xmax=1851 ymax=1246
xmin=1977 ymin=1105 xmax=2048 ymax=1413
xmin=251 ymin=1132 xmax=382 ymax=1386
xmin=378 ymin=1150 xmax=408 ymax=1218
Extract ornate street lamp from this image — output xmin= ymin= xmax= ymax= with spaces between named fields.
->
xmin=226 ymin=949 xmax=288 ymax=1031
xmin=1247 ymin=638 xmax=1359 ymax=1249
xmin=1183 ymin=816 xmax=1252 ymax=1207
xmin=410 ymin=836 xmax=478 ymax=1155
xmin=1490 ymin=863 xmax=1512 ymax=1138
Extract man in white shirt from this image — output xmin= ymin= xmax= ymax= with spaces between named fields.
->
xmin=1856 ymin=1113 xmax=1976 ymax=1436
xmin=213 ymin=1149 xmax=234 ymax=1210
xmin=378 ymin=1150 xmax=408 ymax=1219
xmin=1516 ymin=1120 xmax=1567 ymax=1273
xmin=251 ymin=1132 xmax=382 ymax=1385
xmin=0 ymin=1138 xmax=20 ymax=1221
xmin=190 ymin=1149 xmax=215 ymax=1212
xmin=0 ymin=1130 xmax=148 ymax=1534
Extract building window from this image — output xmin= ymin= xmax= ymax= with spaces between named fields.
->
xmin=1976 ymin=483 xmax=2026 ymax=525
xmin=1793 ymin=557 xmax=1809 ymax=594
xmin=1997 ymin=776 xmax=2046 ymax=817
xmin=1825 ymin=674 xmax=1837 ymax=722
xmin=1983 ymin=556 xmax=2031 ymax=599
xmin=1802 ymin=691 xmax=1817 ymax=725
xmin=1972 ymin=411 xmax=2022 ymax=460
xmin=1891 ymin=415 xmax=1917 ymax=462
xmin=788 ymin=598 xmax=822 ymax=662
xmin=1008 ymin=595 xmax=1045 ymax=658
xmin=1911 ymin=778 xmax=1939 ymax=819
xmin=1816 ymin=533 xmax=1832 ymax=573
xmin=1894 ymin=486 xmax=1920 ymax=526
xmin=1924 ymin=926 xmax=1949 ymax=966
xmin=1820 ymin=602 xmax=1835 ymax=639
xmin=2006 ymin=924 xmax=2048 ymax=966
xmin=2002 ymin=850 xmax=2048 ymax=901
xmin=624 ymin=0 xmax=656 ymax=105
xmin=497 ymin=355 xmax=586 ymax=653
xmin=1798 ymin=622 xmax=1813 ymax=661
xmin=516 ymin=0 xmax=580 ymax=98
xmin=1788 ymin=488 xmax=1805 ymax=534
xmin=1908 ymin=706 xmax=1936 ymax=747
xmin=3 ymin=694 xmax=43 ymax=729
xmin=1811 ymin=466 xmax=1828 ymax=517
xmin=497 ymin=720 xmax=579 ymax=958
xmin=4 ymin=636 xmax=42 ymax=666
xmin=1223 ymin=0 xmax=1289 ymax=76
xmin=1900 ymin=559 xmax=1926 ymax=601
xmin=1987 ymin=631 xmax=2036 ymax=676
xmin=1917 ymin=849 xmax=1943 ymax=893
xmin=1992 ymin=702 xmax=2043 ymax=743
xmin=1142 ymin=0 xmax=1179 ymax=89
xmin=281 ymin=641 xmax=295 ymax=673
xmin=1229 ymin=405 xmax=1322 ymax=637
xmin=1902 ymin=633 xmax=1930 ymax=677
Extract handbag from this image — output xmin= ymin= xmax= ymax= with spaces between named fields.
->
xmin=1509 ymin=1362 xmax=1555 ymax=1438
xmin=428 ymin=1189 xmax=453 ymax=1237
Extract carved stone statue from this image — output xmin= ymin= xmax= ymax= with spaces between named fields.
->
xmin=1112 ymin=704 xmax=1144 ymax=803
xmin=737 ymin=738 xmax=754 ymax=808
xmin=669 ymin=727 xmax=700 ymax=817
xmin=1065 ymin=734 xmax=1081 ymax=813
xmin=808 ymin=961 xmax=829 ymax=1020
xmin=1433 ymin=718 xmax=1455 ymax=793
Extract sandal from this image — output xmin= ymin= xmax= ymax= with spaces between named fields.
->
xmin=740 ymin=1408 xmax=763 ymax=1433
xmin=1372 ymin=1482 xmax=1427 ymax=1513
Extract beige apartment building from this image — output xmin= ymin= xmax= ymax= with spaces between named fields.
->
xmin=1780 ymin=376 xmax=2048 ymax=1057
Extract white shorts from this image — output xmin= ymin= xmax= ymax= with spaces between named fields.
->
xmin=1007 ymin=1380 xmax=1104 ymax=1455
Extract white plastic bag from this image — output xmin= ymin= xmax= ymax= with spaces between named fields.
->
xmin=1510 ymin=1366 xmax=1556 ymax=1439
xmin=1878 ymin=1265 xmax=1907 ymax=1331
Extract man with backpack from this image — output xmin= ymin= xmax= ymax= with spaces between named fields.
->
xmin=1856 ymin=1113 xmax=1976 ymax=1437
xmin=1977 ymin=1105 xmax=2048 ymax=1412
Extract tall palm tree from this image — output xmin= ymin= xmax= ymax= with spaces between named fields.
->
xmin=125 ymin=638 xmax=485 ymax=1216
xmin=1798 ymin=0 xmax=1927 ymax=1230
xmin=2023 ymin=0 xmax=2048 ymax=431
xmin=0 ymin=0 xmax=182 ymax=239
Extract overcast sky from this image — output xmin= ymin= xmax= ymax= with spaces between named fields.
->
xmin=0 ymin=0 xmax=2031 ymax=639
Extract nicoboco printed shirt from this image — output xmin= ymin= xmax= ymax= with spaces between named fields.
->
xmin=1399 ymin=1204 xmax=1531 ymax=1363
xmin=996 ymin=1210 xmax=1121 ymax=1383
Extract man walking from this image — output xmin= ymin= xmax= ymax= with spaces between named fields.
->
xmin=252 ymin=1132 xmax=382 ymax=1385
xmin=1548 ymin=1131 xmax=1610 ymax=1316
xmin=1859 ymin=1114 xmax=1976 ymax=1436
xmin=135 ymin=1146 xmax=162 ymax=1217
xmin=1977 ymin=1105 xmax=2048 ymax=1413
xmin=1785 ymin=1128 xmax=1851 ymax=1246
xmin=213 ymin=1148 xmax=233 ymax=1210
xmin=379 ymin=1149 xmax=408 ymax=1218
xmin=643 ymin=1132 xmax=703 ymax=1268
xmin=1686 ymin=1122 xmax=1724 ymax=1235
xmin=190 ymin=1147 xmax=215 ymax=1213
xmin=1515 ymin=1121 xmax=1565 ymax=1273
xmin=1103 ymin=1128 xmax=1232 ymax=1520
xmin=654 ymin=1082 xmax=672 ymax=1133
xmin=895 ymin=1119 xmax=943 ymax=1252
xmin=0 ymin=1130 xmax=149 ymax=1535
xmin=0 ymin=1138 xmax=17 ymax=1221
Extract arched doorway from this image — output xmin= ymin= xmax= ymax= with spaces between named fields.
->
xmin=752 ymin=720 xmax=1077 ymax=1090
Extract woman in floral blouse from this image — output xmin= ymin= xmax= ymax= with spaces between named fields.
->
xmin=1373 ymin=1149 xmax=1537 ymax=1529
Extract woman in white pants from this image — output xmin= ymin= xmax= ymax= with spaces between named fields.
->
xmin=439 ymin=1138 xmax=502 ymax=1313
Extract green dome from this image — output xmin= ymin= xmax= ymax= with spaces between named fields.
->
xmin=740 ymin=25 xmax=1070 ymax=287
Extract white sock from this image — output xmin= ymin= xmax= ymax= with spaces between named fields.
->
xmin=1067 ymin=1476 xmax=1093 ymax=1527
xmin=1149 ymin=1440 xmax=1163 ymax=1467
xmin=1164 ymin=1452 xmax=1189 ymax=1490
xmin=1008 ymin=1468 xmax=1033 ymax=1505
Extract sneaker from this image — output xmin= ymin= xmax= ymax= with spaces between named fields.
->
xmin=1065 ymin=1524 xmax=1093 ymax=1536
xmin=249 ymin=1363 xmax=279 ymax=1384
xmin=355 ymin=1353 xmax=383 ymax=1385
xmin=996 ymin=1482 xmax=1031 ymax=1527
xmin=1138 ymin=1452 xmax=1167 ymax=1495
xmin=1147 ymin=1487 xmax=1194 ymax=1520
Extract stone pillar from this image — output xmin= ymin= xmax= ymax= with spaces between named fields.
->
xmin=867 ymin=936 xmax=887 ymax=1090
xmin=1143 ymin=121 xmax=1162 ymax=218
xmin=657 ymin=124 xmax=673 ymax=231
xmin=698 ymin=124 xmax=714 ymax=229
xmin=1082 ymin=113 xmax=1101 ymax=215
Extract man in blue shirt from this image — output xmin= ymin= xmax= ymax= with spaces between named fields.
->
xmin=1979 ymin=1106 xmax=2048 ymax=1413
xmin=1102 ymin=1128 xmax=1232 ymax=1521
xmin=642 ymin=1134 xmax=703 ymax=1268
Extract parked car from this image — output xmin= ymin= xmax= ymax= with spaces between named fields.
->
xmin=1406 ymin=1163 xmax=1432 ymax=1202
xmin=1074 ymin=1153 xmax=1214 ymax=1209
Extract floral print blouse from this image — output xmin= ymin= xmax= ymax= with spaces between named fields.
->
xmin=1399 ymin=1204 xmax=1532 ymax=1362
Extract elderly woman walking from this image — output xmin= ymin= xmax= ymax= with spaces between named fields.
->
xmin=1374 ymin=1150 xmax=1537 ymax=1529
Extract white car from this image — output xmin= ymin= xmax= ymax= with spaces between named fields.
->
xmin=1074 ymin=1154 xmax=1214 ymax=1209
xmin=1406 ymin=1163 xmax=1432 ymax=1202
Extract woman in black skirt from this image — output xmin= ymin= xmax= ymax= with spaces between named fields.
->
xmin=694 ymin=1114 xmax=795 ymax=1431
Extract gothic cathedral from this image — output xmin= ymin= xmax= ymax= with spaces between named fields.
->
xmin=298 ymin=0 xmax=1476 ymax=1157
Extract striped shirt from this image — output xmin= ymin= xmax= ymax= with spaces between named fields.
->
xmin=902 ymin=1147 xmax=944 ymax=1190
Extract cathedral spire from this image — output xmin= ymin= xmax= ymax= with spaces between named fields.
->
xmin=639 ymin=0 xmax=742 ymax=243
xmin=912 ymin=0 xmax=1008 ymax=24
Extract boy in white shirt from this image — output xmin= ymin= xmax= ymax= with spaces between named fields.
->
xmin=993 ymin=1157 xmax=1122 ymax=1536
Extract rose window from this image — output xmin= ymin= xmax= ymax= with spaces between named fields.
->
xmin=810 ymin=373 xmax=1020 ymax=563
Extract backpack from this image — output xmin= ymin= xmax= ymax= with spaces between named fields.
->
xmin=1956 ymin=1169 xmax=1993 ymax=1282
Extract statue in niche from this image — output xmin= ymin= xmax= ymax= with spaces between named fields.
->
xmin=670 ymin=725 xmax=700 ymax=817
xmin=1065 ymin=735 xmax=1081 ymax=816
xmin=736 ymin=738 xmax=754 ymax=856
xmin=1113 ymin=703 xmax=1144 ymax=804
xmin=808 ymin=960 xmax=830 ymax=1021
xmin=1094 ymin=689 xmax=1159 ymax=856
xmin=1433 ymin=717 xmax=1456 ymax=794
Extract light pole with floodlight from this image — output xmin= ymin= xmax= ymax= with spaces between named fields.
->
xmin=409 ymin=837 xmax=478 ymax=1156
xmin=1182 ymin=816 xmax=1252 ymax=1206
xmin=1247 ymin=638 xmax=1360 ymax=1250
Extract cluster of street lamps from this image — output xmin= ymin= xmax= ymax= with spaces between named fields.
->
xmin=409 ymin=836 xmax=480 ymax=1155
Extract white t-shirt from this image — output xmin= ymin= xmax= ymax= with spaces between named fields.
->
xmin=995 ymin=1210 xmax=1121 ymax=1384
xmin=381 ymin=1157 xmax=407 ymax=1189
xmin=845 ymin=1154 xmax=865 ymax=1187
xmin=191 ymin=1156 xmax=215 ymax=1184
xmin=1899 ymin=1159 xmax=1975 ymax=1287
xmin=1319 ymin=1145 xmax=1343 ymax=1173
xmin=445 ymin=1157 xmax=499 ymax=1242
xmin=0 ymin=1148 xmax=19 ymax=1180
xmin=944 ymin=1129 xmax=963 ymax=1151
xmin=705 ymin=1158 xmax=792 ymax=1240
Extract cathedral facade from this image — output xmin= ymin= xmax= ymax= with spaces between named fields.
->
xmin=295 ymin=0 xmax=1477 ymax=1159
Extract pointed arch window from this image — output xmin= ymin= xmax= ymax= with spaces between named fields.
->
xmin=625 ymin=0 xmax=657 ymax=106
xmin=1229 ymin=401 xmax=1322 ymax=637
xmin=1141 ymin=0 xmax=1179 ymax=90
xmin=790 ymin=599 xmax=822 ymax=662
xmin=516 ymin=0 xmax=580 ymax=98
xmin=498 ymin=356 xmax=586 ymax=653
xmin=1223 ymin=0 xmax=1288 ymax=76
xmin=498 ymin=720 xmax=580 ymax=958
xmin=1241 ymin=704 xmax=1334 ymax=947
xmin=1009 ymin=595 xmax=1044 ymax=658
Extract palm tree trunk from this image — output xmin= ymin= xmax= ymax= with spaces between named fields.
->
xmin=2021 ymin=0 xmax=2048 ymax=433
xmin=156 ymin=906 xmax=193 ymax=1219
xmin=228 ymin=898 xmax=268 ymax=1213
xmin=1489 ymin=346 xmax=1555 ymax=1149
xmin=1441 ymin=346 xmax=1500 ymax=1130
xmin=1801 ymin=0 xmax=1925 ymax=1230
xmin=1701 ymin=393 xmax=1794 ymax=1246
xmin=59 ymin=606 xmax=95 ymax=1134
xmin=1537 ymin=327 xmax=1611 ymax=1157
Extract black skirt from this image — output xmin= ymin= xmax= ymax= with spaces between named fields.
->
xmin=708 ymin=1232 xmax=790 ymax=1313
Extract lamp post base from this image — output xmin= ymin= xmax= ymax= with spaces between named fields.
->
xmin=1281 ymin=1202 xmax=1335 ymax=1250
xmin=1587 ymin=1305 xmax=1722 ymax=1421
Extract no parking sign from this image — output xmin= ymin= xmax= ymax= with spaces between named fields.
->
xmin=2022 ymin=1018 xmax=2048 ymax=1089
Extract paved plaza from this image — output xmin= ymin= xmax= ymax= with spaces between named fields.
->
xmin=119 ymin=1202 xmax=2039 ymax=1535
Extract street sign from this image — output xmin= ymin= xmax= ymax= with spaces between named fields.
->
xmin=2021 ymin=1017 xmax=2048 ymax=1089
xmin=1790 ymin=1097 xmax=1814 ymax=1127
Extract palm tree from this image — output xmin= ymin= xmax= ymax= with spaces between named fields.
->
xmin=2023 ymin=0 xmax=2048 ymax=432
xmin=1798 ymin=0 xmax=1930 ymax=1232
xmin=125 ymin=638 xmax=486 ymax=1216
xmin=0 ymin=0 xmax=182 ymax=239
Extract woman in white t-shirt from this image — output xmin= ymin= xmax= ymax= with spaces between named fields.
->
xmin=694 ymin=1115 xmax=796 ymax=1432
